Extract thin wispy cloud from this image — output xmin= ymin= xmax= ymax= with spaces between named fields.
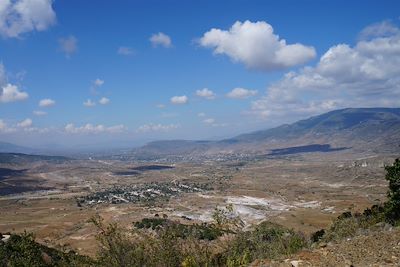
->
xmin=65 ymin=123 xmax=125 ymax=134
xmin=118 ymin=46 xmax=135 ymax=56
xmin=59 ymin=35 xmax=78 ymax=57
xmin=358 ymin=20 xmax=400 ymax=40
xmin=90 ymin=78 xmax=105 ymax=95
xmin=99 ymin=97 xmax=110 ymax=105
xmin=170 ymin=95 xmax=188 ymax=105
xmin=17 ymin=118 xmax=33 ymax=128
xmin=39 ymin=98 xmax=55 ymax=107
xmin=83 ymin=99 xmax=96 ymax=107
xmin=227 ymin=88 xmax=257 ymax=99
xmin=150 ymin=32 xmax=172 ymax=48
xmin=0 ymin=119 xmax=16 ymax=133
xmin=33 ymin=110 xmax=47 ymax=116
xmin=156 ymin=104 xmax=166 ymax=109
xmin=0 ymin=64 xmax=6 ymax=85
xmin=94 ymin=79 xmax=104 ymax=87
xmin=203 ymin=118 xmax=215 ymax=124
xmin=196 ymin=88 xmax=216 ymax=100
xmin=137 ymin=123 xmax=179 ymax=133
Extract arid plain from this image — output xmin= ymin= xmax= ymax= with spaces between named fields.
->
xmin=0 ymin=150 xmax=395 ymax=256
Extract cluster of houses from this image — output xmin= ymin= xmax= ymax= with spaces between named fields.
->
xmin=77 ymin=181 xmax=212 ymax=206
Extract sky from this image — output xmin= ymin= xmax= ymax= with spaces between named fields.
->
xmin=0 ymin=0 xmax=399 ymax=149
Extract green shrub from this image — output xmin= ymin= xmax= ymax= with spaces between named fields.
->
xmin=311 ymin=229 xmax=325 ymax=242
xmin=217 ymin=222 xmax=307 ymax=266
xmin=313 ymin=159 xmax=400 ymax=243
xmin=133 ymin=217 xmax=168 ymax=230
xmin=133 ymin=217 xmax=224 ymax=241
xmin=0 ymin=231 xmax=92 ymax=267
xmin=322 ymin=213 xmax=359 ymax=242
xmin=320 ymin=205 xmax=387 ymax=243
xmin=92 ymin=215 xmax=307 ymax=267
xmin=384 ymin=158 xmax=400 ymax=224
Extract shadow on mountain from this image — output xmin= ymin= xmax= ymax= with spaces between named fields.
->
xmin=267 ymin=144 xmax=350 ymax=156
xmin=113 ymin=171 xmax=140 ymax=176
xmin=0 ymin=168 xmax=27 ymax=181
xmin=131 ymin=165 xmax=174 ymax=171
xmin=0 ymin=168 xmax=53 ymax=196
xmin=0 ymin=153 xmax=71 ymax=164
xmin=113 ymin=165 xmax=174 ymax=176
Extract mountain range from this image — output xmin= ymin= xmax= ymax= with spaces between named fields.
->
xmin=1 ymin=108 xmax=399 ymax=158
xmin=134 ymin=108 xmax=400 ymax=157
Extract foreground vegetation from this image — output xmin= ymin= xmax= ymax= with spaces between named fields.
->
xmin=1 ymin=158 xmax=399 ymax=266
xmin=0 ymin=232 xmax=92 ymax=267
xmin=93 ymin=214 xmax=306 ymax=267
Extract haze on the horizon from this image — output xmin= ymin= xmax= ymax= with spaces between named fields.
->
xmin=0 ymin=0 xmax=399 ymax=148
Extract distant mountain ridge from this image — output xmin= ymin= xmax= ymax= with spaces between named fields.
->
xmin=0 ymin=142 xmax=35 ymax=154
xmin=0 ymin=153 xmax=72 ymax=164
xmin=2 ymin=108 xmax=400 ymax=158
xmin=230 ymin=108 xmax=400 ymax=143
xmin=135 ymin=108 xmax=400 ymax=156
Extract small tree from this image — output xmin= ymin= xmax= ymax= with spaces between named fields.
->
xmin=384 ymin=158 xmax=400 ymax=224
xmin=212 ymin=204 xmax=244 ymax=233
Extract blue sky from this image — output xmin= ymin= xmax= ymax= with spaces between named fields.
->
xmin=0 ymin=0 xmax=399 ymax=148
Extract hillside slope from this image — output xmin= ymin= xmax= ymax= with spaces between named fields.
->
xmin=0 ymin=153 xmax=72 ymax=164
xmin=0 ymin=142 xmax=34 ymax=154
xmin=135 ymin=108 xmax=400 ymax=157
xmin=260 ymin=227 xmax=400 ymax=266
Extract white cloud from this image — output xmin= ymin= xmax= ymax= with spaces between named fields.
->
xmin=150 ymin=32 xmax=172 ymax=48
xmin=137 ymin=123 xmax=179 ymax=133
xmin=358 ymin=20 xmax=400 ymax=40
xmin=156 ymin=104 xmax=166 ymax=109
xmin=90 ymin=78 xmax=104 ymax=95
xmin=33 ymin=110 xmax=46 ymax=116
xmin=58 ymin=35 xmax=78 ymax=57
xmin=0 ymin=63 xmax=6 ymax=85
xmin=226 ymin=88 xmax=257 ymax=99
xmin=0 ymin=119 xmax=15 ymax=133
xmin=197 ymin=112 xmax=206 ymax=117
xmin=0 ymin=119 xmax=50 ymax=134
xmin=250 ymin=21 xmax=400 ymax=120
xmin=83 ymin=99 xmax=96 ymax=107
xmin=94 ymin=78 xmax=104 ymax=87
xmin=0 ymin=119 xmax=7 ymax=131
xmin=170 ymin=95 xmax=188 ymax=105
xmin=99 ymin=97 xmax=110 ymax=105
xmin=0 ymin=0 xmax=56 ymax=38
xmin=17 ymin=118 xmax=32 ymax=128
xmin=199 ymin=20 xmax=316 ymax=71
xmin=203 ymin=118 xmax=215 ymax=124
xmin=21 ymin=126 xmax=50 ymax=133
xmin=202 ymin=118 xmax=228 ymax=127
xmin=39 ymin=98 xmax=55 ymax=107
xmin=65 ymin=123 xmax=125 ymax=134
xmin=118 ymin=46 xmax=134 ymax=55
xmin=0 ymin=83 xmax=28 ymax=102
xmin=196 ymin=88 xmax=216 ymax=99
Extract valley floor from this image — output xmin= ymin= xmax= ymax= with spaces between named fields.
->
xmin=0 ymin=153 xmax=397 ymax=256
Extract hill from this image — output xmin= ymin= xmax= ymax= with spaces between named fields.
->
xmin=0 ymin=153 xmax=72 ymax=164
xmin=134 ymin=108 xmax=400 ymax=157
xmin=0 ymin=142 xmax=35 ymax=154
xmin=230 ymin=107 xmax=400 ymax=142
